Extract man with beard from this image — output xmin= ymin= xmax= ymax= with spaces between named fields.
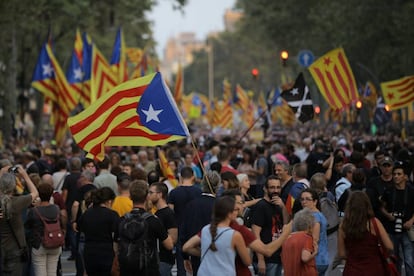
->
xmin=149 ymin=182 xmax=177 ymax=276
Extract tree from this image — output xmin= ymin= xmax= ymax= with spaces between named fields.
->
xmin=0 ymin=0 xmax=187 ymax=141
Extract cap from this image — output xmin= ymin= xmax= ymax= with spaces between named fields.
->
xmin=380 ymin=157 xmax=393 ymax=166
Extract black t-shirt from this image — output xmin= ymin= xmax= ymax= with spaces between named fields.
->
xmin=168 ymin=186 xmax=202 ymax=227
xmin=306 ymin=151 xmax=329 ymax=177
xmin=381 ymin=185 xmax=414 ymax=234
xmin=78 ymin=206 xmax=120 ymax=254
xmin=119 ymin=208 xmax=169 ymax=275
xmin=155 ymin=207 xmax=177 ymax=265
xmin=251 ymin=199 xmax=284 ymax=264
xmin=62 ymin=172 xmax=81 ymax=213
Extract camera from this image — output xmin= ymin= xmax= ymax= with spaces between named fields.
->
xmin=393 ymin=212 xmax=404 ymax=233
xmin=8 ymin=166 xmax=19 ymax=174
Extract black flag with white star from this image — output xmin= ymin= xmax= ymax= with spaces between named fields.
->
xmin=281 ymin=73 xmax=314 ymax=123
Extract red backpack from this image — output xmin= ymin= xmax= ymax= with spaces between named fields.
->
xmin=34 ymin=206 xmax=65 ymax=249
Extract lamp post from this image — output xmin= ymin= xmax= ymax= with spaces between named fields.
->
xmin=207 ymin=40 xmax=214 ymax=103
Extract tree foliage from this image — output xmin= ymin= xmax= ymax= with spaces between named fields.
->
xmin=185 ymin=0 xmax=414 ymax=99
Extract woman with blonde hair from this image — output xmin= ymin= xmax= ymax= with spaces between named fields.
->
xmin=338 ymin=191 xmax=393 ymax=275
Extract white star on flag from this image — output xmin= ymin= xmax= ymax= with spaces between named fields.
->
xmin=74 ymin=67 xmax=84 ymax=80
xmin=142 ymin=104 xmax=163 ymax=123
xmin=290 ymin=88 xmax=299 ymax=96
xmin=42 ymin=63 xmax=53 ymax=77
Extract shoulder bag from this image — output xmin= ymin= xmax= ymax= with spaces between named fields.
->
xmin=371 ymin=218 xmax=400 ymax=276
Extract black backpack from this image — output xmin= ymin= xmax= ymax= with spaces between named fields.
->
xmin=118 ymin=211 xmax=156 ymax=272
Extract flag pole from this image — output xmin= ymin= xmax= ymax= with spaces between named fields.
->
xmin=190 ymin=136 xmax=214 ymax=194
xmin=236 ymin=108 xmax=268 ymax=145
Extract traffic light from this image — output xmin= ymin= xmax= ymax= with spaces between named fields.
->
xmin=251 ymin=68 xmax=259 ymax=80
xmin=280 ymin=50 xmax=289 ymax=66
xmin=356 ymin=100 xmax=363 ymax=109
xmin=314 ymin=105 xmax=321 ymax=115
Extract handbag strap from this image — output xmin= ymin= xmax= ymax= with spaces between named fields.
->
xmin=6 ymin=219 xmax=23 ymax=249
xmin=371 ymin=218 xmax=387 ymax=256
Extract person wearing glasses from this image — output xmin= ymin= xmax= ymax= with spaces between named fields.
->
xmin=148 ymin=182 xmax=177 ymax=276
xmin=299 ymin=188 xmax=329 ymax=275
xmin=251 ymin=175 xmax=289 ymax=276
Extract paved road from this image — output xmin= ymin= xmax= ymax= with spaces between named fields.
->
xmin=61 ymin=250 xmax=76 ymax=276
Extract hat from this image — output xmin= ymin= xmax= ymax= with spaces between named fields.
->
xmin=380 ymin=157 xmax=393 ymax=166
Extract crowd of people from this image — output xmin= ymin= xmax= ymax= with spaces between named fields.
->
xmin=0 ymin=124 xmax=414 ymax=276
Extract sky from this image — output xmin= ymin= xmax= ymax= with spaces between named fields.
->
xmin=147 ymin=0 xmax=236 ymax=58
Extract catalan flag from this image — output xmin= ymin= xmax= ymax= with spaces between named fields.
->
xmin=158 ymin=148 xmax=178 ymax=188
xmin=110 ymin=27 xmax=129 ymax=84
xmin=32 ymin=43 xmax=59 ymax=103
xmin=125 ymin=47 xmax=143 ymax=65
xmin=220 ymin=79 xmax=233 ymax=129
xmin=89 ymin=34 xmax=117 ymax=102
xmin=174 ymin=63 xmax=183 ymax=104
xmin=363 ymin=81 xmax=378 ymax=107
xmin=66 ymin=29 xmax=90 ymax=107
xmin=381 ymin=75 xmax=414 ymax=110
xmin=68 ymin=72 xmax=190 ymax=161
xmin=234 ymin=84 xmax=249 ymax=110
xmin=309 ymin=48 xmax=358 ymax=111
xmin=32 ymin=42 xmax=77 ymax=117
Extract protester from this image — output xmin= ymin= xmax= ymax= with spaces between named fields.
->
xmin=299 ymin=188 xmax=329 ymax=275
xmin=77 ymin=187 xmax=120 ymax=276
xmin=282 ymin=208 xmax=317 ymax=276
xmin=148 ymin=182 xmax=177 ymax=276
xmin=183 ymin=196 xmax=251 ymax=275
xmin=25 ymin=183 xmax=63 ymax=276
xmin=0 ymin=166 xmax=39 ymax=276
xmin=118 ymin=180 xmax=173 ymax=275
xmin=338 ymin=191 xmax=393 ymax=275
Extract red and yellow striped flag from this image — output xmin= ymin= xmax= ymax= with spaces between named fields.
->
xmin=68 ymin=72 xmax=189 ymax=161
xmin=381 ymin=75 xmax=414 ymax=111
xmin=91 ymin=43 xmax=118 ymax=102
xmin=235 ymin=84 xmax=249 ymax=110
xmin=158 ymin=148 xmax=178 ymax=188
xmin=309 ymin=48 xmax=358 ymax=111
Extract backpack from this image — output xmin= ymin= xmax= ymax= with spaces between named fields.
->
xmin=118 ymin=211 xmax=156 ymax=272
xmin=337 ymin=188 xmax=351 ymax=213
xmin=34 ymin=206 xmax=65 ymax=249
xmin=319 ymin=193 xmax=340 ymax=235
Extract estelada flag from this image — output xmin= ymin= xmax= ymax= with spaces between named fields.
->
xmin=309 ymin=48 xmax=358 ymax=110
xmin=68 ymin=72 xmax=190 ymax=161
xmin=381 ymin=75 xmax=414 ymax=111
